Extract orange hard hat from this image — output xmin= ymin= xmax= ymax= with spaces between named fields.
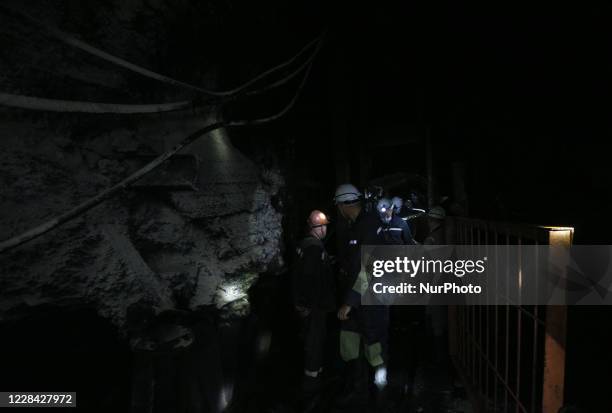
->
xmin=307 ymin=210 xmax=330 ymax=228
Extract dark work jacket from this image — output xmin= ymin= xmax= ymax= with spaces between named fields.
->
xmin=338 ymin=210 xmax=382 ymax=306
xmin=292 ymin=236 xmax=335 ymax=311
xmin=344 ymin=212 xmax=418 ymax=307
xmin=377 ymin=216 xmax=416 ymax=245
xmin=397 ymin=206 xmax=426 ymax=237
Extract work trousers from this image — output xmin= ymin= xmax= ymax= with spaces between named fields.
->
xmin=339 ymin=305 xmax=389 ymax=367
xmin=301 ymin=309 xmax=328 ymax=373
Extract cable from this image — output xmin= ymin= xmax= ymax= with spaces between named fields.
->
xmin=0 ymin=43 xmax=319 ymax=254
xmin=0 ymin=36 xmax=322 ymax=114
xmin=228 ymin=61 xmax=313 ymax=127
xmin=0 ymin=121 xmax=225 ymax=254
xmin=0 ymin=35 xmax=323 ymax=114
xmin=0 ymin=92 xmax=192 ymax=114
xmin=219 ymin=35 xmax=322 ymax=98
xmin=0 ymin=3 xmax=321 ymax=99
xmin=242 ymin=32 xmax=324 ymax=99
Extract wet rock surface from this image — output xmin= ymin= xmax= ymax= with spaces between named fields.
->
xmin=0 ymin=2 xmax=293 ymax=411
xmin=0 ymin=113 xmax=285 ymax=337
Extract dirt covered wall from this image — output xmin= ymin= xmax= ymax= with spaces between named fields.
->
xmin=0 ymin=0 xmax=286 ymax=344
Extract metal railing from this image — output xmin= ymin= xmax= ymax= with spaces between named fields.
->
xmin=446 ymin=217 xmax=574 ymax=413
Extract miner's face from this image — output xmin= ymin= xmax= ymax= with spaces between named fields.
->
xmin=310 ymin=224 xmax=327 ymax=240
xmin=314 ymin=224 xmax=327 ymax=239
xmin=336 ymin=204 xmax=348 ymax=220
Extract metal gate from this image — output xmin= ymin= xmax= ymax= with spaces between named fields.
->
xmin=446 ymin=217 xmax=573 ymax=413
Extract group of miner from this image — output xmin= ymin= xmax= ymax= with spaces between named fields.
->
xmin=291 ymin=183 xmax=447 ymax=412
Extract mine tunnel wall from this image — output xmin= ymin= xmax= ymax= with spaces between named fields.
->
xmin=0 ymin=70 xmax=335 ymax=413
xmin=0 ymin=102 xmax=326 ymax=411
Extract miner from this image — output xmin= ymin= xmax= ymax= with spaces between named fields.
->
xmin=378 ymin=197 xmax=416 ymax=245
xmin=423 ymin=205 xmax=446 ymax=245
xmin=333 ymin=184 xmax=392 ymax=408
xmin=292 ymin=209 xmax=335 ymax=412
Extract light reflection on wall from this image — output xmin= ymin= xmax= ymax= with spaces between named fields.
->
xmin=218 ymin=282 xmax=247 ymax=305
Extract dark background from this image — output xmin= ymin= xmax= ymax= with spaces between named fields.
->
xmin=0 ymin=1 xmax=611 ymax=412
xmin=229 ymin=0 xmax=611 ymax=243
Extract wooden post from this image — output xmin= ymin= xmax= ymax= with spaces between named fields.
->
xmin=542 ymin=229 xmax=572 ymax=413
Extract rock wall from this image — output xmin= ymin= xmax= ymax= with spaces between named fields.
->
xmin=0 ymin=0 xmax=288 ymax=344
xmin=0 ymin=111 xmax=285 ymax=341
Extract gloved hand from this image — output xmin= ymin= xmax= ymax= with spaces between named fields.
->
xmin=337 ymin=304 xmax=352 ymax=320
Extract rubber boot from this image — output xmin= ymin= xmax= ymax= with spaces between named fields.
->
xmin=369 ymin=364 xmax=391 ymax=412
xmin=300 ymin=375 xmax=321 ymax=413
xmin=334 ymin=359 xmax=368 ymax=407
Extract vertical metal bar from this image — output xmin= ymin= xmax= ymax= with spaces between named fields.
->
xmin=458 ymin=291 xmax=463 ymax=364
xmin=472 ymin=305 xmax=476 ymax=387
xmin=505 ymin=234 xmax=510 ymax=412
xmin=484 ymin=225 xmax=490 ymax=403
xmin=493 ymin=227 xmax=499 ymax=410
xmin=449 ymin=305 xmax=458 ymax=357
xmin=461 ymin=306 xmax=466 ymax=367
xmin=464 ymin=306 xmax=468 ymax=369
xmin=475 ymin=224 xmax=478 ymax=388
xmin=470 ymin=223 xmax=474 ymax=244
xmin=542 ymin=229 xmax=572 ymax=413
xmin=531 ymin=230 xmax=540 ymax=413
xmin=477 ymin=226 xmax=482 ymax=395
xmin=461 ymin=263 xmax=467 ymax=368
xmin=531 ymin=305 xmax=539 ymax=413
xmin=471 ymin=224 xmax=476 ymax=387
xmin=464 ymin=307 xmax=468 ymax=368
xmin=516 ymin=307 xmax=522 ymax=413
xmin=516 ymin=237 xmax=522 ymax=412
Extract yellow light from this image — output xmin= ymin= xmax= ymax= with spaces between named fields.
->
xmin=539 ymin=226 xmax=575 ymax=232
xmin=542 ymin=227 xmax=574 ymax=246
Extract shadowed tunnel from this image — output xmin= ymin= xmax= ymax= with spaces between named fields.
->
xmin=0 ymin=1 xmax=611 ymax=412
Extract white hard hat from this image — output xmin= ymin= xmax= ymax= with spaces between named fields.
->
xmin=334 ymin=183 xmax=362 ymax=204
xmin=390 ymin=196 xmax=403 ymax=212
